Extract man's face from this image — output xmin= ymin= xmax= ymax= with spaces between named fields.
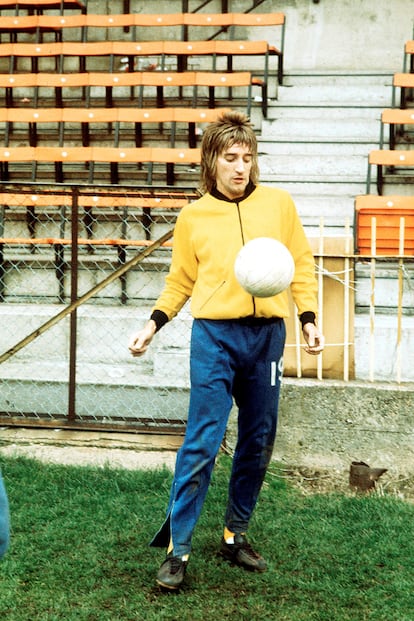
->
xmin=215 ymin=142 xmax=253 ymax=200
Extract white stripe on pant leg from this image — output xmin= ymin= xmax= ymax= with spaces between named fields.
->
xmin=271 ymin=360 xmax=277 ymax=386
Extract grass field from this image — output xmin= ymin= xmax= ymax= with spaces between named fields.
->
xmin=0 ymin=454 xmax=413 ymax=621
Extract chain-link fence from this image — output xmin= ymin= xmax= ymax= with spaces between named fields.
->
xmin=4 ymin=181 xmax=414 ymax=432
xmin=0 ymin=182 xmax=199 ymax=433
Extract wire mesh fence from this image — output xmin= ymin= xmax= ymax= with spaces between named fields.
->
xmin=1 ymin=182 xmax=414 ymax=434
xmin=0 ymin=182 xmax=198 ymax=432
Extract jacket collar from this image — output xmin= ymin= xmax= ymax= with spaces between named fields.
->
xmin=210 ymin=180 xmax=256 ymax=203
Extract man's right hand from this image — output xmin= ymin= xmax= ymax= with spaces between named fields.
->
xmin=128 ymin=320 xmax=157 ymax=357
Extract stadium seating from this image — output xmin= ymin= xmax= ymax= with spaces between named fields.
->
xmin=0 ymin=145 xmax=201 ymax=185
xmin=366 ymin=150 xmax=414 ymax=195
xmin=0 ymin=1 xmax=86 ymax=14
xmin=392 ymin=72 xmax=414 ymax=108
xmin=0 ymin=106 xmax=229 ymax=148
xmin=379 ymin=109 xmax=414 ymax=149
xmin=354 ymin=194 xmax=414 ymax=255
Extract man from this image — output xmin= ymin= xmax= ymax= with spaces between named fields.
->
xmin=129 ymin=111 xmax=324 ymax=590
xmin=0 ymin=472 xmax=10 ymax=560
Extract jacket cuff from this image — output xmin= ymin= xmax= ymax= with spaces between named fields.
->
xmin=299 ymin=311 xmax=316 ymax=328
xmin=150 ymin=310 xmax=169 ymax=332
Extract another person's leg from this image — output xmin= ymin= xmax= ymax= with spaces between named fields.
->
xmin=0 ymin=472 xmax=10 ymax=560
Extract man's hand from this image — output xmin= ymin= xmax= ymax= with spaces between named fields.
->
xmin=128 ymin=320 xmax=157 ymax=357
xmin=302 ymin=323 xmax=325 ymax=355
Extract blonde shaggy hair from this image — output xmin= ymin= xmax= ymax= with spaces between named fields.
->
xmin=199 ymin=110 xmax=259 ymax=194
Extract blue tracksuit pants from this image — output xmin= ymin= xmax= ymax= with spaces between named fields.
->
xmin=150 ymin=317 xmax=286 ymax=557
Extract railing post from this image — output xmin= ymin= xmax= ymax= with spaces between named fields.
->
xmin=68 ymin=186 xmax=79 ymax=422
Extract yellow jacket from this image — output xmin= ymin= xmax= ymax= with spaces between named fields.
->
xmin=153 ymin=184 xmax=318 ymax=322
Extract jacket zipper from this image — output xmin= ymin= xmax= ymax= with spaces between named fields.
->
xmin=236 ymin=200 xmax=256 ymax=315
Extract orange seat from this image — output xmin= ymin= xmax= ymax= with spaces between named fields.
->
xmin=139 ymin=70 xmax=196 ymax=107
xmin=0 ymin=72 xmax=39 ymax=106
xmin=367 ymin=149 xmax=414 ymax=194
xmin=36 ymin=72 xmax=90 ymax=106
xmin=133 ymin=14 xmax=184 ymax=27
xmin=0 ymin=145 xmax=201 ymax=185
xmin=229 ymin=12 xmax=285 ymax=27
xmin=111 ymin=40 xmax=163 ymax=72
xmin=2 ymin=107 xmax=63 ymax=146
xmin=6 ymin=41 xmax=61 ymax=72
xmin=0 ymin=15 xmax=39 ymax=41
xmin=60 ymin=41 xmax=113 ymax=72
xmin=403 ymin=40 xmax=414 ymax=72
xmin=392 ymin=72 xmax=414 ymax=108
xmin=354 ymin=195 xmax=414 ymax=255
xmin=194 ymin=71 xmax=266 ymax=116
xmin=380 ymin=109 xmax=414 ymax=149
xmin=0 ymin=104 xmax=227 ymax=150
xmin=0 ymin=184 xmax=196 ymax=303
xmin=182 ymin=13 xmax=233 ymax=27
xmin=0 ymin=1 xmax=86 ymax=12
xmin=0 ymin=187 xmax=197 ymax=244
xmin=161 ymin=40 xmax=216 ymax=72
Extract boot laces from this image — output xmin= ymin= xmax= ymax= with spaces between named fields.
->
xmin=168 ymin=556 xmax=185 ymax=574
xmin=239 ymin=540 xmax=260 ymax=559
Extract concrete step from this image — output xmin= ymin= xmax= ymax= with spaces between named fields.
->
xmin=278 ymin=74 xmax=393 ymax=107
xmin=276 ymin=86 xmax=391 ymax=108
xmin=259 ymin=152 xmax=367 ymax=180
xmin=0 ymin=302 xmax=192 ymax=394
xmin=0 ymin=252 xmax=170 ymax=303
xmin=266 ymin=104 xmax=384 ymax=121
xmin=0 ymin=374 xmax=190 ymax=424
xmin=259 ymin=140 xmax=375 ymax=156
xmin=261 ymin=117 xmax=381 ymax=143
xmin=355 ymin=262 xmax=414 ymax=311
xmin=292 ymin=195 xmax=355 ymax=230
xmin=266 ymin=179 xmax=369 ymax=198
xmin=354 ymin=313 xmax=414 ymax=382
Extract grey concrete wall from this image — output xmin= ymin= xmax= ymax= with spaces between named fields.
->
xmin=225 ymin=377 xmax=414 ymax=475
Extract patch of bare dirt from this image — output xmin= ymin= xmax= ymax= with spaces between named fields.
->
xmin=267 ymin=465 xmax=414 ymax=503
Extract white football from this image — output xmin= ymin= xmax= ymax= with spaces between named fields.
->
xmin=234 ymin=237 xmax=295 ymax=297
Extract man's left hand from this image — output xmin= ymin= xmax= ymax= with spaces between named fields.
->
xmin=302 ymin=323 xmax=325 ymax=355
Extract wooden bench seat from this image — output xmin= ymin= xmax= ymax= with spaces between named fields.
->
xmin=0 ymin=106 xmax=230 ymax=148
xmin=0 ymin=40 xmax=273 ymax=98
xmin=0 ymin=186 xmax=199 ymax=241
xmin=0 ymin=70 xmax=264 ymax=114
xmin=0 ymin=12 xmax=285 ymax=85
xmin=0 ymin=145 xmax=201 ymax=185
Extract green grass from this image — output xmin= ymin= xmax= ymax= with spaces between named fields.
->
xmin=0 ymin=454 xmax=413 ymax=621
